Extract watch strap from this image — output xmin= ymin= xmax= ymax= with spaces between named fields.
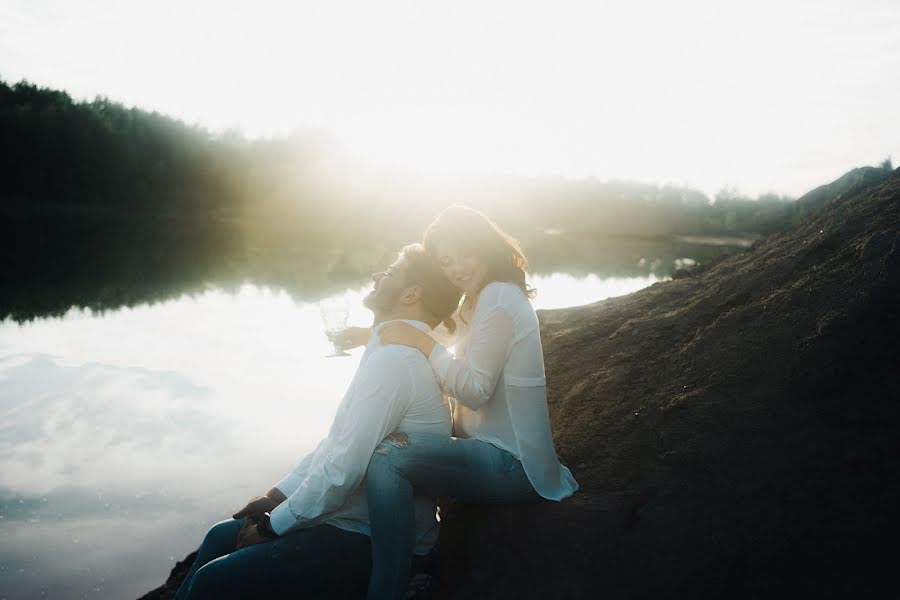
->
xmin=257 ymin=512 xmax=279 ymax=539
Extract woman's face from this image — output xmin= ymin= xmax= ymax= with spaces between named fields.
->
xmin=435 ymin=242 xmax=488 ymax=296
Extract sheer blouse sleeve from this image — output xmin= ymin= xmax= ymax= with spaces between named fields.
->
xmin=429 ymin=316 xmax=460 ymax=350
xmin=427 ymin=285 xmax=516 ymax=410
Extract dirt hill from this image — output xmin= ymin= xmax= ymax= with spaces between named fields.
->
xmin=430 ymin=166 xmax=899 ymax=599
xmin=143 ymin=167 xmax=900 ymax=599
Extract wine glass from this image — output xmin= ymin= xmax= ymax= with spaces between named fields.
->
xmin=319 ymin=297 xmax=351 ymax=357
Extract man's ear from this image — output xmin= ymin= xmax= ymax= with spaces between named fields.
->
xmin=400 ymin=285 xmax=423 ymax=305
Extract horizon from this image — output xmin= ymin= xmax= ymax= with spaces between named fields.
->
xmin=2 ymin=0 xmax=898 ymax=199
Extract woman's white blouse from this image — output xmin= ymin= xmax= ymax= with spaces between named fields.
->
xmin=427 ymin=281 xmax=579 ymax=500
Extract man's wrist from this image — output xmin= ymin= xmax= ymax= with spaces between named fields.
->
xmin=256 ymin=512 xmax=279 ymax=539
xmin=266 ymin=486 xmax=287 ymax=505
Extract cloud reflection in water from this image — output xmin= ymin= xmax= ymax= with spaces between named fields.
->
xmin=0 ymin=285 xmax=367 ymax=599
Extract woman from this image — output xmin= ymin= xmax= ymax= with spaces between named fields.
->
xmin=362 ymin=205 xmax=579 ymax=599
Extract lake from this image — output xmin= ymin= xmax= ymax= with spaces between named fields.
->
xmin=0 ymin=237 xmax=747 ymax=599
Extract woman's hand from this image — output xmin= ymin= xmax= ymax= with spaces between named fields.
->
xmin=378 ymin=322 xmax=436 ymax=357
xmin=329 ymin=326 xmax=371 ymax=351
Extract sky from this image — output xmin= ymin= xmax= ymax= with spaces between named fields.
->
xmin=1 ymin=0 xmax=898 ymax=198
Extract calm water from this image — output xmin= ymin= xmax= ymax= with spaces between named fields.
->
xmin=0 ymin=270 xmax=676 ymax=599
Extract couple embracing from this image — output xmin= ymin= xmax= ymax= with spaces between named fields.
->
xmin=174 ymin=205 xmax=579 ymax=599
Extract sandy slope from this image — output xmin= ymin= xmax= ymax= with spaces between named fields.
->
xmin=430 ymin=167 xmax=899 ymax=599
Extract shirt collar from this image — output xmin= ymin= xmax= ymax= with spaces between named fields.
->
xmin=363 ymin=320 xmax=432 ymax=360
xmin=372 ymin=319 xmax=432 ymax=334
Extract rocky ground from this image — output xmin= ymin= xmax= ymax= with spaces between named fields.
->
xmin=143 ymin=167 xmax=899 ymax=599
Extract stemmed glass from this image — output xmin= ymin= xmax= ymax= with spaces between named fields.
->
xmin=319 ymin=297 xmax=351 ymax=357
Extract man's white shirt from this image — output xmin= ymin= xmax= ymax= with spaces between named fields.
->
xmin=268 ymin=320 xmax=451 ymax=554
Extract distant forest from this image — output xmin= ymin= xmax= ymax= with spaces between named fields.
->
xmin=2 ymin=78 xmax=807 ymax=232
xmin=1 ymin=77 xmax=889 ymax=320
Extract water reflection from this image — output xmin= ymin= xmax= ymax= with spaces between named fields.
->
xmin=0 ymin=273 xmax=665 ymax=599
xmin=529 ymin=273 xmax=664 ymax=310
xmin=1 ymin=285 xmax=370 ymax=599
xmin=1 ymin=228 xmax=749 ymax=323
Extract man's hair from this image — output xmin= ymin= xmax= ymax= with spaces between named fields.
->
xmin=399 ymin=243 xmax=462 ymax=332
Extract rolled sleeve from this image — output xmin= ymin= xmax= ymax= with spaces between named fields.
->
xmin=269 ymin=348 xmax=414 ymax=534
xmin=273 ymin=447 xmax=319 ymax=498
xmin=269 ymin=495 xmax=300 ymax=535
xmin=274 ymin=472 xmax=302 ymax=498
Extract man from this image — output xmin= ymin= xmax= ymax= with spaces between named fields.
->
xmin=174 ymin=243 xmax=461 ymax=600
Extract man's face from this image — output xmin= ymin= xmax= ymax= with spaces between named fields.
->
xmin=362 ymin=256 xmax=410 ymax=313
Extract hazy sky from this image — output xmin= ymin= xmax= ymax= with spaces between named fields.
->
xmin=2 ymin=0 xmax=898 ymax=197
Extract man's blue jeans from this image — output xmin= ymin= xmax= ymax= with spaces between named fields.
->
xmin=365 ymin=433 xmax=539 ymax=600
xmin=173 ymin=519 xmax=372 ymax=600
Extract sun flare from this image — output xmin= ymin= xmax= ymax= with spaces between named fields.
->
xmin=1 ymin=0 xmax=898 ymax=196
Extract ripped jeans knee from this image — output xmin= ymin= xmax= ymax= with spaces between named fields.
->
xmin=374 ymin=432 xmax=409 ymax=455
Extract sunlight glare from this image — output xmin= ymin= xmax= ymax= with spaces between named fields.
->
xmin=2 ymin=0 xmax=898 ymax=195
xmin=530 ymin=273 xmax=666 ymax=311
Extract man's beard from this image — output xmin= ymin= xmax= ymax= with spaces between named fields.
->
xmin=362 ymin=287 xmax=399 ymax=317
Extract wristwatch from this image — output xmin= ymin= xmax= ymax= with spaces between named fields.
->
xmin=256 ymin=511 xmax=279 ymax=539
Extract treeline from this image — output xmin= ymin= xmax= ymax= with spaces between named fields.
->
xmin=3 ymin=77 xmax=810 ymax=236
xmin=3 ymin=77 xmax=890 ymax=320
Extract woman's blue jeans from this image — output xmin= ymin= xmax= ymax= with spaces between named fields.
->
xmin=365 ymin=432 xmax=539 ymax=600
xmin=173 ymin=518 xmax=372 ymax=600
